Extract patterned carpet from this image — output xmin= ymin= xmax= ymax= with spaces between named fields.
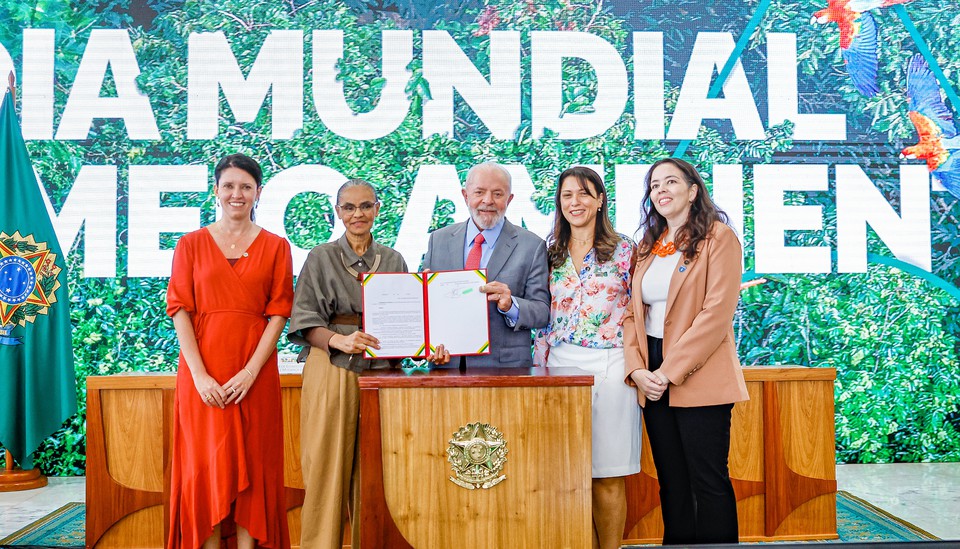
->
xmin=0 ymin=502 xmax=83 ymax=547
xmin=0 ymin=491 xmax=940 ymax=547
xmin=834 ymin=491 xmax=938 ymax=542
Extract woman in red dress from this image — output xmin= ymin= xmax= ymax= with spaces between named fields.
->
xmin=166 ymin=154 xmax=294 ymax=549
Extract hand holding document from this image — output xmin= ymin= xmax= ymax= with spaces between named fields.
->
xmin=361 ymin=270 xmax=491 ymax=359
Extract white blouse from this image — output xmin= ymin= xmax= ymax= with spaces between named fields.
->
xmin=641 ymin=252 xmax=681 ymax=338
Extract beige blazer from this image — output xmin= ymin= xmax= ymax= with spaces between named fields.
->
xmin=623 ymin=222 xmax=749 ymax=408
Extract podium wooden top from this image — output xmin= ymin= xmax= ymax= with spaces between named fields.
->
xmin=358 ymin=367 xmax=595 ymax=389
xmin=84 ymin=365 xmax=835 ymax=391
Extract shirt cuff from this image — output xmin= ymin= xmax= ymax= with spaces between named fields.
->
xmin=499 ymin=297 xmax=520 ymax=327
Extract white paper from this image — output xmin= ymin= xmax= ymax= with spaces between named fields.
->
xmin=426 ymin=270 xmax=490 ymax=356
xmin=277 ymin=352 xmax=303 ymax=375
xmin=362 ymin=273 xmax=427 ymax=358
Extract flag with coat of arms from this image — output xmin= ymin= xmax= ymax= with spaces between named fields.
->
xmin=0 ymin=86 xmax=77 ymax=470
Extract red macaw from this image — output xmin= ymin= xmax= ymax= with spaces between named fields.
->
xmin=812 ymin=0 xmax=880 ymax=97
xmin=901 ymin=54 xmax=960 ymax=199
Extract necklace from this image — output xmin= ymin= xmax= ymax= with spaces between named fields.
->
xmin=651 ymin=237 xmax=677 ymax=257
xmin=340 ymin=250 xmax=382 ymax=280
xmin=569 ymin=234 xmax=594 ymax=246
xmin=215 ymin=222 xmax=253 ymax=253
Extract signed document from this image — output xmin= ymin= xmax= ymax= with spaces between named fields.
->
xmin=424 ymin=270 xmax=491 ymax=356
xmin=361 ymin=272 xmax=428 ymax=359
xmin=361 ymin=270 xmax=490 ymax=359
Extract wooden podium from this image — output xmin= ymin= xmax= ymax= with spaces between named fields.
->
xmin=355 ymin=367 xmax=594 ymax=548
xmin=85 ymin=366 xmax=836 ymax=547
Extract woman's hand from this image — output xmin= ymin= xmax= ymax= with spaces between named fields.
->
xmin=330 ymin=331 xmax=381 ymax=355
xmin=426 ymin=344 xmax=451 ymax=365
xmin=222 ymin=367 xmax=257 ymax=405
xmin=631 ymin=369 xmax=667 ymax=402
xmin=192 ymin=370 xmax=226 ymax=408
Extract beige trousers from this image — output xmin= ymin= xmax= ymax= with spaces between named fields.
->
xmin=299 ymin=348 xmax=360 ymax=549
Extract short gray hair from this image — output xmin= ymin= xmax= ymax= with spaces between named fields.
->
xmin=336 ymin=178 xmax=379 ymax=205
xmin=465 ymin=162 xmax=512 ymax=193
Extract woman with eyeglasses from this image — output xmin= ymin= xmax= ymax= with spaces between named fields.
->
xmin=166 ymin=153 xmax=293 ymax=549
xmin=287 ymin=178 xmax=407 ymax=549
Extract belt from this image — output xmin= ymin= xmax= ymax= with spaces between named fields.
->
xmin=331 ymin=314 xmax=362 ymax=327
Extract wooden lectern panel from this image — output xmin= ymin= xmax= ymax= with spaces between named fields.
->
xmin=95 ymin=505 xmax=164 ymax=548
xmin=779 ymin=381 xmax=835 ymax=479
xmin=730 ymin=381 xmax=766 ymax=539
xmin=377 ymin=386 xmax=591 ymax=549
xmin=766 ymin=379 xmax=837 ymax=538
xmin=101 ymin=389 xmax=165 ymax=492
xmin=87 ymin=375 xmax=304 ymax=548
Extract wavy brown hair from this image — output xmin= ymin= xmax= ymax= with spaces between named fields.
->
xmin=547 ymin=166 xmax=622 ymax=271
xmin=636 ymin=158 xmax=729 ymax=261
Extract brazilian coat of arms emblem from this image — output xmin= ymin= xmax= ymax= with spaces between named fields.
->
xmin=447 ymin=422 xmax=508 ymax=490
xmin=0 ymin=231 xmax=62 ymax=346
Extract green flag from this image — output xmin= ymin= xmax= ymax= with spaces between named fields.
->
xmin=0 ymin=89 xmax=77 ymax=470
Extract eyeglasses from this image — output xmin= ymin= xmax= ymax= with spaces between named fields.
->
xmin=337 ymin=201 xmax=379 ymax=214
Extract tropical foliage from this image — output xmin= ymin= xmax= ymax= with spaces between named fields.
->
xmin=0 ymin=0 xmax=957 ymax=473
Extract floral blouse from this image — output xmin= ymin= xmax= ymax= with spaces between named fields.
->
xmin=533 ymin=235 xmax=634 ymax=366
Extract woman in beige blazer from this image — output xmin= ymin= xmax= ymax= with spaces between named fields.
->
xmin=622 ymin=157 xmax=749 ymax=545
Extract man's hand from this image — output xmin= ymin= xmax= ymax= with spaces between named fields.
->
xmin=480 ymin=281 xmax=513 ymax=312
xmin=426 ymin=344 xmax=451 ymax=365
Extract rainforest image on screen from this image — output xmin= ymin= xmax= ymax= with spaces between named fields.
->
xmin=0 ymin=0 xmax=958 ymax=472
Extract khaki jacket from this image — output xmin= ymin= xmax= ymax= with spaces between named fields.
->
xmin=623 ymin=222 xmax=749 ymax=408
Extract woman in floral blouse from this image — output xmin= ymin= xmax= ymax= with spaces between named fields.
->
xmin=534 ymin=166 xmax=640 ymax=549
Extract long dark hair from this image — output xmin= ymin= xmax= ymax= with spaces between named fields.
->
xmin=636 ymin=158 xmax=729 ymax=261
xmin=547 ymin=166 xmax=621 ymax=271
xmin=214 ymin=153 xmax=262 ymax=220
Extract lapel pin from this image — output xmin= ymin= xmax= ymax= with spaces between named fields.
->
xmin=679 ymin=266 xmax=686 ymax=273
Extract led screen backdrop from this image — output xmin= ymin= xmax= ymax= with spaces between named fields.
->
xmin=1 ymin=0 xmax=958 ymax=472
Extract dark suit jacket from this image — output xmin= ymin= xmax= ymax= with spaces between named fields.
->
xmin=423 ymin=218 xmax=550 ymax=367
xmin=622 ymin=222 xmax=749 ymax=407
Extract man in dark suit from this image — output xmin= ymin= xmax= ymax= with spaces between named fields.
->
xmin=423 ymin=162 xmax=550 ymax=367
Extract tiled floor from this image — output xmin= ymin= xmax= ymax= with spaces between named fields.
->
xmin=836 ymin=462 xmax=960 ymax=540
xmin=1 ymin=464 xmax=958 ymax=541
xmin=0 ymin=476 xmax=85 ymax=539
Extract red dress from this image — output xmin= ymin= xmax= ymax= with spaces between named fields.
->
xmin=166 ymin=227 xmax=294 ymax=549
